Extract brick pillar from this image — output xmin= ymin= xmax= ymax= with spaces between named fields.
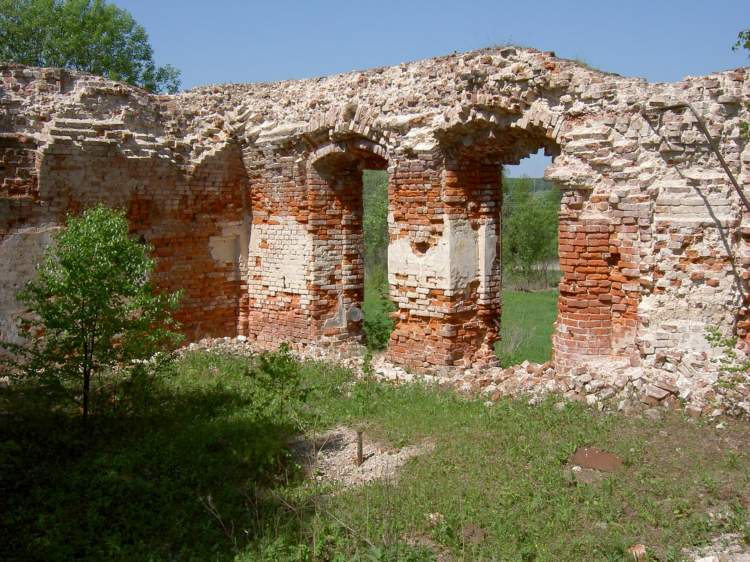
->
xmin=608 ymin=194 xmax=648 ymax=357
xmin=554 ymin=213 xmax=614 ymax=369
xmin=245 ymin=150 xmax=313 ymax=346
xmin=306 ymin=161 xmax=365 ymax=343
xmin=386 ymin=154 xmax=501 ymax=371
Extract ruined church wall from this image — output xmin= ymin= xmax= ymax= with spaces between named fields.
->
xmin=0 ymin=66 xmax=249 ymax=343
xmin=2 ymin=48 xmax=750 ymax=394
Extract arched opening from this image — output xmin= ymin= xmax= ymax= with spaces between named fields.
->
xmin=362 ymin=169 xmax=393 ymax=350
xmin=307 ymin=140 xmax=389 ymax=346
xmin=497 ymin=149 xmax=560 ymax=367
xmin=427 ymin=119 xmax=563 ymax=369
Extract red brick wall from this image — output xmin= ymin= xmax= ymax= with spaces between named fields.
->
xmin=554 ymin=217 xmax=614 ymax=368
xmin=4 ymin=136 xmax=249 ymax=342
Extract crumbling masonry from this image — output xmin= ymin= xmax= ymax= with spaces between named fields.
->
xmin=2 ymin=47 xmax=750 ymax=405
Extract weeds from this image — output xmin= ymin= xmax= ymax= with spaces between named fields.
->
xmin=363 ymin=265 xmax=395 ymax=351
xmin=706 ymin=326 xmax=750 ymax=373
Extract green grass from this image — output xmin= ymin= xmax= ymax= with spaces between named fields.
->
xmin=3 ymin=348 xmax=750 ymax=561
xmin=496 ymin=289 xmax=559 ymax=367
xmin=362 ymin=265 xmax=395 ymax=350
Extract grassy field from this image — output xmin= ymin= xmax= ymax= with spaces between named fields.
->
xmin=496 ymin=290 xmax=559 ymax=367
xmin=3 ymin=348 xmax=750 ymax=561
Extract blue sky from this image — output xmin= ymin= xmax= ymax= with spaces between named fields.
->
xmin=117 ymin=0 xmax=749 ymax=176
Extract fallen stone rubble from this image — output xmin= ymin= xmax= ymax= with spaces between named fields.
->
xmin=184 ymin=337 xmax=750 ymax=419
xmin=684 ymin=532 xmax=750 ymax=562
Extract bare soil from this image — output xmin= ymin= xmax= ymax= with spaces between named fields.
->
xmin=289 ymin=425 xmax=434 ymax=488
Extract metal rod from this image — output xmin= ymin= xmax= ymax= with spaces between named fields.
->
xmin=643 ymin=102 xmax=750 ymax=214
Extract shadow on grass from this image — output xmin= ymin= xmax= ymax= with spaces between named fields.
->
xmin=0 ymin=374 xmax=307 ymax=561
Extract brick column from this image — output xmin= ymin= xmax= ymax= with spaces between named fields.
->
xmin=244 ymin=149 xmax=313 ymax=346
xmin=553 ymin=211 xmax=614 ymax=369
xmin=306 ymin=161 xmax=365 ymax=343
xmin=386 ymin=154 xmax=501 ymax=371
xmin=608 ymin=192 xmax=649 ymax=357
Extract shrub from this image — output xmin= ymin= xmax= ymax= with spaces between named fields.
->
xmin=363 ymin=265 xmax=395 ymax=350
xmin=1 ymin=205 xmax=182 ymax=429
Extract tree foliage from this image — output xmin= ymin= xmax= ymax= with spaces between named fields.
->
xmin=3 ymin=205 xmax=182 ymax=427
xmin=734 ymin=28 xmax=750 ymax=55
xmin=0 ymin=0 xmax=181 ymax=93
xmin=735 ymin=28 xmax=750 ymax=142
xmin=362 ymin=170 xmax=395 ymax=349
xmin=363 ymin=170 xmax=389 ymax=270
xmin=502 ymin=177 xmax=560 ymax=290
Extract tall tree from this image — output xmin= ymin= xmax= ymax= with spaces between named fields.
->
xmin=4 ymin=205 xmax=182 ymax=429
xmin=0 ymin=0 xmax=181 ymax=93
xmin=734 ymin=28 xmax=750 ymax=54
xmin=502 ymin=177 xmax=560 ymax=290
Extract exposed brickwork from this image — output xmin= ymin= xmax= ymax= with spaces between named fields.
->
xmin=555 ymin=216 xmax=614 ymax=368
xmin=0 ymin=134 xmax=38 ymax=200
xmin=1 ymin=48 xmax=749 ymax=397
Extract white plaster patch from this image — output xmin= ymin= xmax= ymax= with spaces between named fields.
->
xmin=448 ymin=218 xmax=479 ymax=292
xmin=248 ymin=216 xmax=312 ymax=299
xmin=209 ymin=232 xmax=240 ymax=264
xmin=388 ymin=231 xmax=450 ymax=291
xmin=387 ymin=217 xmax=485 ymax=298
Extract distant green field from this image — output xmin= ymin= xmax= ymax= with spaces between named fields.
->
xmin=495 ymin=289 xmax=558 ymax=367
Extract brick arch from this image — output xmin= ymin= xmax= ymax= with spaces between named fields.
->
xmin=308 ymin=138 xmax=389 ymax=171
xmin=428 ymin=113 xmax=634 ymax=371
xmin=305 ymin=137 xmax=389 ymax=343
xmin=304 ymin=104 xmax=389 ymax=149
xmin=382 ymin=117 xmax=565 ymax=370
xmin=434 ymin=108 xmax=562 ymax=164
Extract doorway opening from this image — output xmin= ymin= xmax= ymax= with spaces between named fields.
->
xmin=497 ymin=149 xmax=560 ymax=366
xmin=362 ymin=169 xmax=394 ymax=350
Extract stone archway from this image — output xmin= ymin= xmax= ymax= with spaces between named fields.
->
xmin=383 ymin=116 xmax=564 ymax=371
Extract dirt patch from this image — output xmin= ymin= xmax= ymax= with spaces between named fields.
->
xmin=564 ymin=446 xmax=624 ymax=486
xmin=462 ymin=522 xmax=488 ymax=545
xmin=403 ymin=534 xmax=455 ymax=561
xmin=290 ymin=425 xmax=434 ymax=487
xmin=570 ymin=446 xmax=623 ymax=471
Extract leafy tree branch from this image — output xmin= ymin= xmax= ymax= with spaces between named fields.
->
xmin=0 ymin=0 xmax=181 ymax=93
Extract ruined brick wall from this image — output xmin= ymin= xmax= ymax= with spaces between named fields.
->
xmin=2 ymin=48 xmax=749 ymax=391
xmin=0 ymin=67 xmax=249 ymax=343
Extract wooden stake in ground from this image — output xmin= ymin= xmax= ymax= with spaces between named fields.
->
xmin=356 ymin=430 xmax=364 ymax=466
